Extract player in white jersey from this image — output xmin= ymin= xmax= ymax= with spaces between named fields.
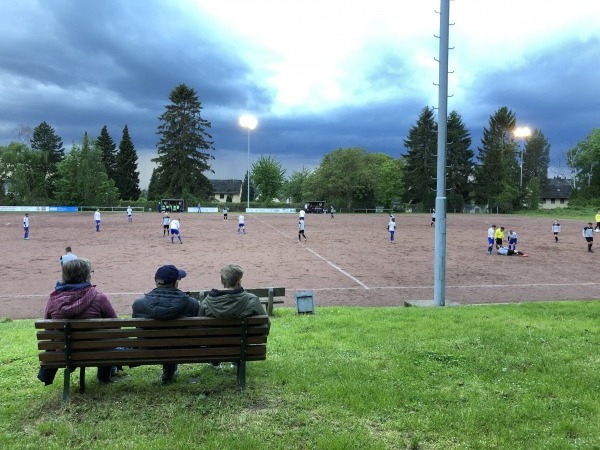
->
xmin=388 ymin=217 xmax=396 ymax=243
xmin=94 ymin=209 xmax=101 ymax=232
xmin=298 ymin=220 xmax=307 ymax=241
xmin=238 ymin=214 xmax=246 ymax=234
xmin=162 ymin=214 xmax=170 ymax=236
xmin=552 ymin=220 xmax=561 ymax=243
xmin=127 ymin=206 xmax=133 ymax=223
xmin=170 ymin=218 xmax=182 ymax=244
xmin=507 ymin=230 xmax=518 ymax=251
xmin=486 ymin=225 xmax=497 ymax=254
xmin=23 ymin=213 xmax=30 ymax=239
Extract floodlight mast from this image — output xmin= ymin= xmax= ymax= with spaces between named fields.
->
xmin=433 ymin=0 xmax=450 ymax=307
xmin=239 ymin=115 xmax=258 ymax=210
xmin=514 ymin=126 xmax=531 ymax=190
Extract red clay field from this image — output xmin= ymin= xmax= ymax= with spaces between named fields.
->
xmin=0 ymin=211 xmax=598 ymax=319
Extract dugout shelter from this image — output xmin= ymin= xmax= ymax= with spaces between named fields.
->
xmin=160 ymin=199 xmax=185 ymax=213
xmin=304 ymin=201 xmax=326 ymax=214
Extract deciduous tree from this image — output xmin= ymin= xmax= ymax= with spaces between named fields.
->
xmin=55 ymin=133 xmax=119 ymax=205
xmin=251 ymin=154 xmax=286 ymax=202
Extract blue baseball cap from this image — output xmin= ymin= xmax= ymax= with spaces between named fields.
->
xmin=155 ymin=265 xmax=187 ymax=284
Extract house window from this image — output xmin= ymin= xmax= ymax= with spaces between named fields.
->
xmin=551 ymin=198 xmax=555 ymax=204
xmin=220 ymin=194 xmax=225 ymax=199
xmin=560 ymin=199 xmax=565 ymax=204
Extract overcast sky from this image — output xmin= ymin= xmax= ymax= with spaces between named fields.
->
xmin=1 ymin=0 xmax=599 ymax=188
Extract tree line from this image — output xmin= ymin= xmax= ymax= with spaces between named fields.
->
xmin=1 ymin=82 xmax=598 ymax=210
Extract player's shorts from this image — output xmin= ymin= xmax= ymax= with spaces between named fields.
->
xmin=163 ymin=225 xmax=169 ymax=230
xmin=170 ymin=229 xmax=179 ymax=235
xmin=299 ymin=217 xmax=304 ymax=221
xmin=585 ymin=237 xmax=593 ymax=242
xmin=238 ymin=223 xmax=245 ymax=228
xmin=509 ymin=238 xmax=517 ymax=245
xmin=495 ymin=238 xmax=502 ymax=246
xmin=487 ymin=237 xmax=494 ymax=246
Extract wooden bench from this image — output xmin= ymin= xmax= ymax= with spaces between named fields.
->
xmin=189 ymin=287 xmax=286 ymax=316
xmin=35 ymin=315 xmax=270 ymax=401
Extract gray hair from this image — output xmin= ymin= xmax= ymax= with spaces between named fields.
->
xmin=220 ymin=264 xmax=243 ymax=288
xmin=62 ymin=258 xmax=92 ymax=284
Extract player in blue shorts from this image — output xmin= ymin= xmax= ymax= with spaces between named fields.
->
xmin=169 ymin=218 xmax=182 ymax=244
xmin=486 ymin=225 xmax=496 ymax=254
xmin=23 ymin=213 xmax=30 ymax=239
xmin=507 ymin=229 xmax=518 ymax=251
xmin=238 ymin=214 xmax=246 ymax=234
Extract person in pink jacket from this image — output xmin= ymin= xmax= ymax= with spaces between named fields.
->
xmin=37 ymin=258 xmax=118 ymax=385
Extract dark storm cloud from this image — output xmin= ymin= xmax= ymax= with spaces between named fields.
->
xmin=1 ymin=1 xmax=598 ymax=187
xmin=462 ymin=37 xmax=600 ymax=159
xmin=0 ymin=0 xmax=272 ymax=150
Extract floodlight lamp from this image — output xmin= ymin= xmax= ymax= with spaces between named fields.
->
xmin=239 ymin=114 xmax=258 ymax=131
xmin=514 ymin=126 xmax=531 ymax=139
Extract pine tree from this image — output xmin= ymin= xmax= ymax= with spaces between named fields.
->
xmin=474 ymin=106 xmax=519 ymax=211
xmin=97 ymin=125 xmax=118 ymax=183
xmin=446 ymin=111 xmax=474 ymax=209
xmin=402 ymin=107 xmax=438 ymax=207
xmin=30 ymin=121 xmax=64 ymax=199
xmin=153 ymin=83 xmax=215 ymax=199
xmin=115 ymin=125 xmax=141 ymax=200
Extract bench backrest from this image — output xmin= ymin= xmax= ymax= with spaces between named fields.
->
xmin=35 ymin=316 xmax=270 ymax=369
xmin=188 ymin=287 xmax=285 ymax=300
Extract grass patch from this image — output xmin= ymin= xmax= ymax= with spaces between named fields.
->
xmin=2 ymin=302 xmax=600 ymax=449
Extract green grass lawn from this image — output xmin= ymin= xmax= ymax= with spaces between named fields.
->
xmin=1 ymin=302 xmax=599 ymax=449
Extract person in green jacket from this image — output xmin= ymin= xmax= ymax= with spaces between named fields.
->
xmin=199 ymin=264 xmax=267 ymax=320
xmin=199 ymin=264 xmax=269 ymax=368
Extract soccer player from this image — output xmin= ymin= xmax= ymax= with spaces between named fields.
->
xmin=388 ymin=217 xmax=396 ymax=243
xmin=170 ymin=217 xmax=182 ymax=244
xmin=238 ymin=214 xmax=246 ymax=234
xmin=507 ymin=229 xmax=518 ymax=251
xmin=223 ymin=207 xmax=228 ymax=220
xmin=497 ymin=247 xmax=528 ymax=257
xmin=127 ymin=206 xmax=133 ymax=223
xmin=23 ymin=213 xmax=30 ymax=240
xmin=60 ymin=246 xmax=78 ymax=266
xmin=430 ymin=209 xmax=435 ymax=227
xmin=486 ymin=225 xmax=497 ymax=254
xmin=94 ymin=209 xmax=101 ymax=232
xmin=552 ymin=220 xmax=561 ymax=243
xmin=298 ymin=220 xmax=307 ymax=241
xmin=162 ymin=213 xmax=170 ymax=237
xmin=494 ymin=226 xmax=505 ymax=250
xmin=329 ymin=206 xmax=335 ymax=219
xmin=582 ymin=223 xmax=594 ymax=253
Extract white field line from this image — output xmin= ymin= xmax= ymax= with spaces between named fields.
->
xmin=2 ymin=282 xmax=599 ymax=299
xmin=252 ymin=215 xmax=370 ymax=290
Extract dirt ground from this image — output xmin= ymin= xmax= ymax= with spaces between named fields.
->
xmin=0 ymin=211 xmax=598 ymax=319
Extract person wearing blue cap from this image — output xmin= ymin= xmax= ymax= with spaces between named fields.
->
xmin=132 ymin=264 xmax=199 ymax=383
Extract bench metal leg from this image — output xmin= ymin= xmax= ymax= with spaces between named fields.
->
xmin=62 ymin=368 xmax=71 ymax=402
xmin=237 ymin=361 xmax=246 ymax=392
xmin=79 ymin=367 xmax=86 ymax=394
xmin=267 ymin=288 xmax=274 ymax=316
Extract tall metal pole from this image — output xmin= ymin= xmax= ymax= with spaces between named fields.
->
xmin=433 ymin=0 xmax=450 ymax=307
xmin=247 ymin=129 xmax=250 ymax=209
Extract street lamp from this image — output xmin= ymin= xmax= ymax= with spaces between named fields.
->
xmin=239 ymin=114 xmax=258 ymax=209
xmin=514 ymin=126 xmax=531 ymax=189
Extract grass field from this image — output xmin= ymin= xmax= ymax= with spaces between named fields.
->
xmin=2 ymin=302 xmax=600 ymax=449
